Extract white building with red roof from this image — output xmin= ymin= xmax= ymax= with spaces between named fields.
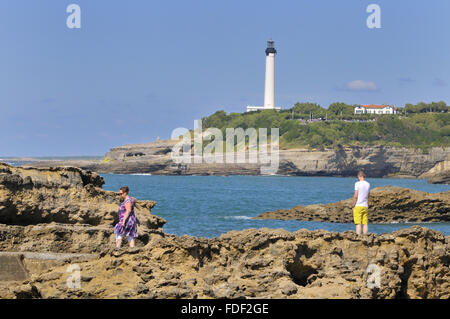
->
xmin=354 ymin=104 xmax=398 ymax=115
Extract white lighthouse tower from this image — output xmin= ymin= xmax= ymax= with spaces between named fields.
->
xmin=247 ymin=39 xmax=281 ymax=112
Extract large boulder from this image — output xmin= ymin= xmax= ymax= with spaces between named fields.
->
xmin=428 ymin=172 xmax=450 ymax=185
xmin=0 ymin=162 xmax=165 ymax=231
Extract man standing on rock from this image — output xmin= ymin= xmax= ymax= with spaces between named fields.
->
xmin=352 ymin=171 xmax=370 ymax=235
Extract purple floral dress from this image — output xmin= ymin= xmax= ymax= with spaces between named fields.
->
xmin=114 ymin=196 xmax=138 ymax=239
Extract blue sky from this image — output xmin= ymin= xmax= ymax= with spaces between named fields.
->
xmin=1 ymin=0 xmax=449 ymax=156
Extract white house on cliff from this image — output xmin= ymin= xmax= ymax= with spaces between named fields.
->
xmin=354 ymin=104 xmax=398 ymax=115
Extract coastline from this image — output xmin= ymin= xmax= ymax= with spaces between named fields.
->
xmin=8 ymin=146 xmax=450 ymax=179
xmin=6 ymin=141 xmax=448 ymax=184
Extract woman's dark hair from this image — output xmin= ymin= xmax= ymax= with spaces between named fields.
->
xmin=120 ymin=186 xmax=129 ymax=194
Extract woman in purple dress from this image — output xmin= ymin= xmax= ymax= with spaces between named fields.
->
xmin=114 ymin=186 xmax=138 ymax=248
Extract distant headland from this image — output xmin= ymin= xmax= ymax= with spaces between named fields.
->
xmin=4 ymin=101 xmax=449 ymax=183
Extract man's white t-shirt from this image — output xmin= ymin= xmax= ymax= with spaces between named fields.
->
xmin=355 ymin=180 xmax=370 ymax=207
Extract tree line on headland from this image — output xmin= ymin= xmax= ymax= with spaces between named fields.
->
xmin=201 ymin=101 xmax=449 ymax=151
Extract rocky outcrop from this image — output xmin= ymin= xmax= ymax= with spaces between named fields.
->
xmin=0 ymin=164 xmax=448 ymax=299
xmin=0 ymin=163 xmax=165 ymax=231
xmin=0 ymin=163 xmax=166 ymax=298
xmin=255 ymin=186 xmax=450 ymax=223
xmin=420 ymin=161 xmax=450 ymax=184
xmin=428 ymin=173 xmax=450 ymax=184
xmin=18 ymin=139 xmax=450 ymax=177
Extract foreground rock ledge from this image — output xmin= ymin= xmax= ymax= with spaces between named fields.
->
xmin=0 ymin=226 xmax=448 ymax=299
xmin=255 ymin=186 xmax=450 ymax=223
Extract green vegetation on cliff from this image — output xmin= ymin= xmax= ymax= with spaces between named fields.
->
xmin=201 ymin=102 xmax=450 ymax=150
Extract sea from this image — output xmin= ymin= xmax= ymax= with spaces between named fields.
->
xmin=4 ymin=160 xmax=449 ymax=237
xmin=101 ymin=174 xmax=450 ymax=238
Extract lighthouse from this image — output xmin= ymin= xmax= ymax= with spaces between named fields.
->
xmin=263 ymin=39 xmax=276 ymax=108
xmin=246 ymin=39 xmax=281 ymax=112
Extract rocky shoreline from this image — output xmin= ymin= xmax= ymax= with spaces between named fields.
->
xmin=0 ymin=163 xmax=449 ymax=299
xmin=255 ymin=186 xmax=450 ymax=224
xmin=15 ymin=139 xmax=450 ymax=183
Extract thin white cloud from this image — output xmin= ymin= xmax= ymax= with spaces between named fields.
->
xmin=344 ymin=80 xmax=378 ymax=92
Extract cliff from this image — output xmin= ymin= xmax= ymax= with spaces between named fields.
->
xmin=0 ymin=163 xmax=165 ymax=232
xmin=255 ymin=186 xmax=450 ymax=223
xmin=20 ymin=139 xmax=450 ymax=178
xmin=420 ymin=160 xmax=450 ymax=184
xmin=0 ymin=164 xmax=448 ymax=299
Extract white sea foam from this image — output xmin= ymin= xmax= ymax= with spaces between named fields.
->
xmin=225 ymin=215 xmax=252 ymax=220
xmin=130 ymin=173 xmax=152 ymax=176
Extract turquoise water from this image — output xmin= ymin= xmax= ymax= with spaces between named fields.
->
xmin=101 ymin=175 xmax=450 ymax=237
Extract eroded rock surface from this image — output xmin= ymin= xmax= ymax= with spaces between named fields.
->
xmin=420 ymin=160 xmax=450 ymax=184
xmin=0 ymin=227 xmax=448 ymax=299
xmin=0 ymin=163 xmax=165 ymax=230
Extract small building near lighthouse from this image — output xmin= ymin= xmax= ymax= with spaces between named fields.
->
xmin=246 ymin=39 xmax=282 ymax=112
xmin=354 ymin=104 xmax=398 ymax=115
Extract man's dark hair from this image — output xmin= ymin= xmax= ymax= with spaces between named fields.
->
xmin=357 ymin=171 xmax=366 ymax=178
xmin=120 ymin=186 xmax=129 ymax=194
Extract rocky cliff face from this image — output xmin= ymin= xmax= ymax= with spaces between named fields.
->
xmin=420 ymin=160 xmax=450 ymax=184
xmin=21 ymin=140 xmax=450 ymax=178
xmin=255 ymin=186 xmax=450 ymax=223
xmin=0 ymin=163 xmax=165 ymax=233
xmin=0 ymin=164 xmax=448 ymax=299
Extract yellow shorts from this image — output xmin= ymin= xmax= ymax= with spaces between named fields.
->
xmin=353 ymin=206 xmax=368 ymax=225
